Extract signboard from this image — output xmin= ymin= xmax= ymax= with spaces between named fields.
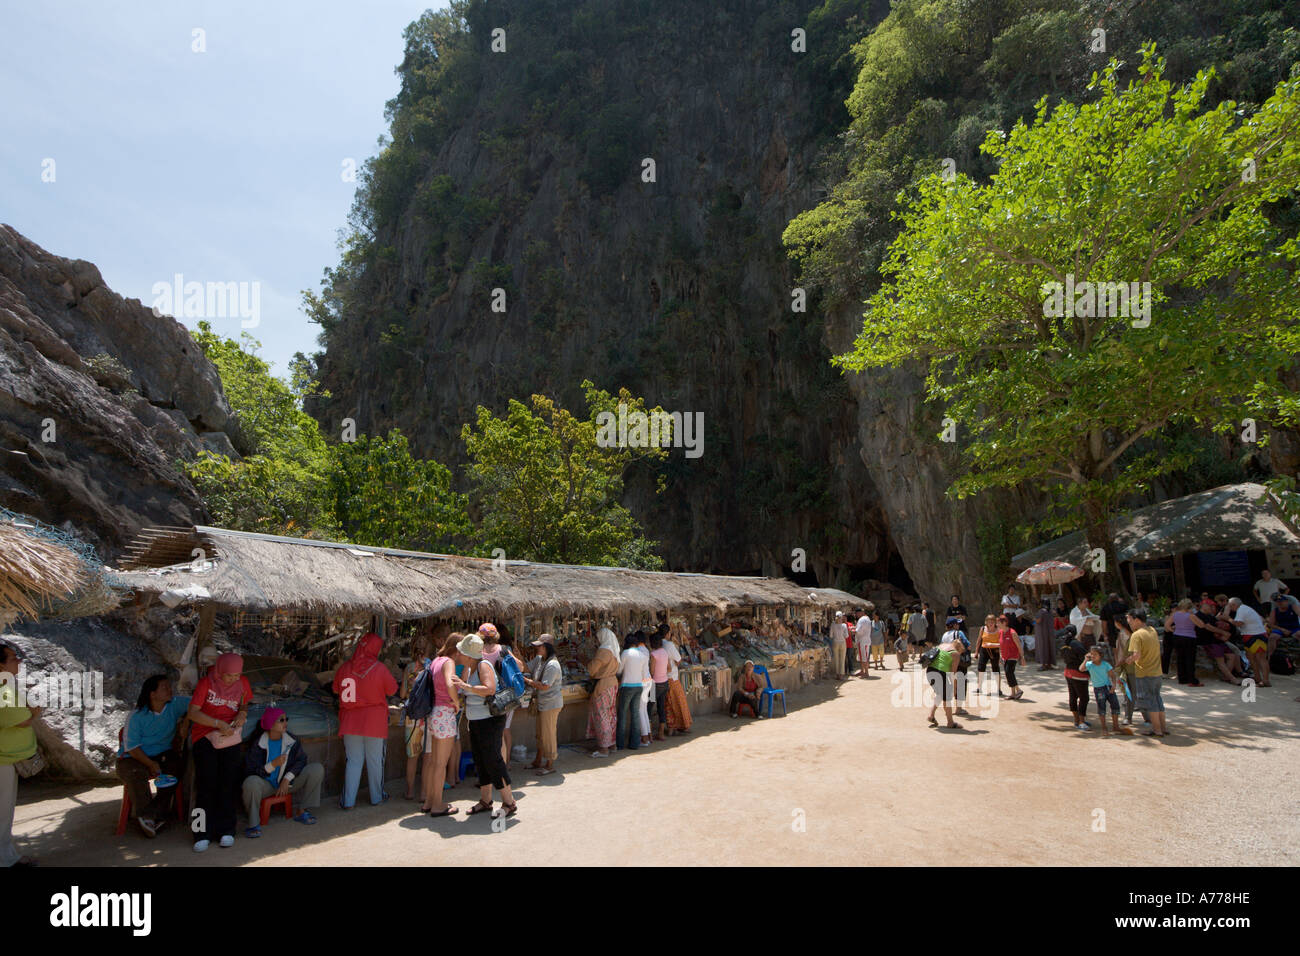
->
xmin=1265 ymin=547 xmax=1300 ymax=581
xmin=1196 ymin=550 xmax=1252 ymax=586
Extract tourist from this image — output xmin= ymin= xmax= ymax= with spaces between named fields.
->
xmin=1100 ymin=593 xmax=1129 ymax=644
xmin=188 ymin=652 xmax=252 ymax=851
xmin=975 ymin=614 xmax=1002 ymax=696
xmin=1268 ymin=597 xmax=1300 ymax=653
xmin=1001 ymin=584 xmax=1023 ymax=632
xmin=525 ymin=635 xmax=564 ymax=774
xmin=830 ymin=611 xmax=848 ymax=679
xmin=616 ymin=632 xmax=648 ymax=750
xmin=1054 ymin=597 xmax=1071 ymax=629
xmin=333 ymin=632 xmax=398 ymax=809
xmin=1083 ymin=646 xmax=1131 ymax=736
xmin=400 ymin=634 xmax=432 ymax=801
xmin=1228 ymin=597 xmax=1271 ymax=687
xmin=998 ymin=615 xmax=1023 ymax=700
xmin=451 ymin=633 xmax=516 ymax=818
xmin=730 ymin=660 xmax=763 ymax=718
xmin=1164 ymin=599 xmax=1204 ymax=687
xmin=866 ymin=611 xmax=883 ymax=670
xmin=636 ymin=632 xmax=655 ymax=745
xmin=1035 ymin=596 xmax=1057 ymax=670
xmin=948 ymin=595 xmax=967 ymax=635
xmin=891 ymin=620 xmax=908 ymax=670
xmin=942 ymin=617 xmax=971 ymax=715
xmin=1196 ymin=600 xmax=1242 ymax=685
xmin=482 ymin=625 xmax=523 ymax=765
xmin=844 ymin=615 xmax=857 ymax=675
xmin=1070 ymin=596 xmax=1105 ymax=649
xmin=855 ymin=609 xmax=873 ymax=676
xmin=1060 ymin=631 xmax=1092 ymax=730
xmin=922 ymin=601 xmax=936 ymax=643
xmin=1254 ymin=568 xmax=1282 ymax=615
xmin=924 ymin=636 xmax=964 ymax=729
xmin=1126 ymin=610 xmax=1167 ymax=737
xmin=1 ymin=641 xmax=39 ymax=867
xmin=423 ymin=635 xmax=461 ymax=815
xmin=644 ymin=632 xmax=671 ymax=740
xmin=907 ymin=604 xmax=928 ymax=661
xmin=661 ymin=623 xmax=693 ymax=735
xmin=1113 ymin=623 xmax=1137 ymax=725
xmin=586 ymin=627 xmax=620 ymax=756
xmin=241 ymin=708 xmax=323 ymax=836
xmin=116 ymin=674 xmax=189 ymax=837
xmin=1131 ymin=592 xmax=1151 ymax=617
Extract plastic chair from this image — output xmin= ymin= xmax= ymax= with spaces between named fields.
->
xmin=260 ymin=792 xmax=294 ymax=825
xmin=458 ymin=751 xmax=475 ymax=779
xmin=115 ymin=728 xmax=186 ymax=835
xmin=735 ymin=699 xmax=756 ymax=718
xmin=754 ymin=665 xmax=787 ymax=718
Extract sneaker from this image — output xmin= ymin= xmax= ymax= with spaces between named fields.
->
xmin=218 ymin=834 xmax=235 ymax=848
xmin=1076 ymin=722 xmax=1092 ymax=730
xmin=136 ymin=817 xmax=158 ymax=838
xmin=193 ymin=839 xmax=210 ymax=853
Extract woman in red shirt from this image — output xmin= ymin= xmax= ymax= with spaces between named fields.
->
xmin=187 ymin=652 xmax=252 ymax=852
xmin=997 ymin=615 xmax=1024 ymax=700
xmin=333 ymin=633 xmax=399 ymax=809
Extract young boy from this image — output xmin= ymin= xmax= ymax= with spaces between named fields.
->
xmin=1083 ymin=645 xmax=1132 ymax=736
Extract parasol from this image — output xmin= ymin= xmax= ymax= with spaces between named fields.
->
xmin=1016 ymin=560 xmax=1083 ymax=597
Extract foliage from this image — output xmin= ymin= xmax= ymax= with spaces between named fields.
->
xmin=461 ymin=380 xmax=668 ymax=567
xmin=835 ymin=49 xmax=1300 ymax=582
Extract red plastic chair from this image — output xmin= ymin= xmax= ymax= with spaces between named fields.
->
xmin=735 ymin=699 xmax=756 ymax=718
xmin=115 ymin=728 xmax=186 ymax=835
xmin=259 ymin=792 xmax=294 ymax=825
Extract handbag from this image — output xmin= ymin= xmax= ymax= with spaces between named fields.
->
xmin=14 ymin=749 xmax=45 ymax=779
xmin=206 ymin=729 xmax=243 ymax=749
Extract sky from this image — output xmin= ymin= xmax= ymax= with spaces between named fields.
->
xmin=0 ymin=1 xmax=438 ymax=374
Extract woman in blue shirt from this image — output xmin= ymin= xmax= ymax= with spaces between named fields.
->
xmin=115 ymin=675 xmax=190 ymax=837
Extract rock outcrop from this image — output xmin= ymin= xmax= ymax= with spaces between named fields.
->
xmin=0 ymin=224 xmax=235 ymax=554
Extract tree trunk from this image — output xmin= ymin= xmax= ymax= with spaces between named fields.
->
xmin=1081 ymin=497 xmax=1131 ymax=603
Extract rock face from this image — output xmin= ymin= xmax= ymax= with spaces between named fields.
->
xmin=0 ymin=224 xmax=235 ymax=554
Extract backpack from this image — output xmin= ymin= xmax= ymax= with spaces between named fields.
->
xmin=488 ymin=654 xmax=525 ymax=717
xmin=918 ymin=646 xmax=941 ymax=668
xmin=1270 ymin=650 xmax=1296 ymax=676
xmin=403 ymin=663 xmax=435 ymax=723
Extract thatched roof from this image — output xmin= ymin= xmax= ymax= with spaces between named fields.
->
xmin=804 ymin=587 xmax=874 ymax=609
xmin=0 ymin=521 xmax=88 ymax=621
xmin=1011 ymin=482 xmax=1300 ymax=569
xmin=110 ymin=526 xmax=813 ymax=619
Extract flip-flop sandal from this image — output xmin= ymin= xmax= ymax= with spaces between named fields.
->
xmin=536 ymin=768 xmax=556 ymax=776
xmin=467 ymin=800 xmax=494 ymax=815
xmin=244 ymin=826 xmax=262 ymax=839
xmin=946 ymin=722 xmax=963 ymax=729
xmin=1141 ymin=731 xmax=1160 ymax=737
xmin=427 ymin=806 xmax=457 ymax=817
xmin=294 ymin=811 xmax=317 ymax=825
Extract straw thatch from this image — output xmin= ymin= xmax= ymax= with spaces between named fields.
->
xmin=0 ymin=522 xmax=88 ymax=621
xmin=1011 ymin=482 xmax=1300 ymax=569
xmin=110 ymin=526 xmax=815 ymax=619
xmin=804 ymin=587 xmax=874 ymax=610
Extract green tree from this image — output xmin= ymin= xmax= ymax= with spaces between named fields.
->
xmin=835 ymin=49 xmax=1300 ymax=588
xmin=461 ymin=381 xmax=667 ymax=567
xmin=329 ymin=430 xmax=473 ymax=552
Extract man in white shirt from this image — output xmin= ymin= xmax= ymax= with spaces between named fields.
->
xmin=1070 ymin=596 xmax=1105 ymax=648
xmin=1228 ymin=597 xmax=1271 ymax=687
xmin=616 ymin=635 xmax=651 ymax=750
xmin=856 ymin=612 xmax=873 ymax=677
xmin=1001 ymin=585 xmax=1023 ymax=631
xmin=829 ymin=612 xmax=848 ymax=679
xmin=1254 ymin=570 xmax=1282 ymax=614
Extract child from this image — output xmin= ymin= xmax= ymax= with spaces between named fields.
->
xmin=1083 ymin=646 xmax=1132 ymax=736
xmin=893 ymin=628 xmax=908 ymax=671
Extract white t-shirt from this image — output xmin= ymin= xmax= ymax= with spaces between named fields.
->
xmin=1232 ymin=604 xmax=1267 ymax=637
xmin=830 ymin=621 xmax=848 ymax=643
xmin=1001 ymin=593 xmax=1022 ymax=614
xmin=1070 ymin=606 xmax=1101 ymax=634
xmin=856 ymin=615 xmax=872 ymax=638
xmin=1255 ymin=577 xmax=1282 ymax=604
xmin=619 ymin=646 xmax=651 ymax=685
xmin=663 ymin=639 xmax=682 ymax=681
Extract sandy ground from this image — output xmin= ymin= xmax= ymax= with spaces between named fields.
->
xmin=15 ymin=664 xmax=1300 ymax=866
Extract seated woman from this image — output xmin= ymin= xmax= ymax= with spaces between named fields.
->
xmin=729 ymin=660 xmax=764 ymax=718
xmin=241 ymin=708 xmax=324 ymax=837
xmin=1196 ymin=598 xmax=1242 ymax=685
xmin=116 ymin=674 xmax=190 ymax=838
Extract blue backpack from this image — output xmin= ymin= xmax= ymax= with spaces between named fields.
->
xmin=403 ymin=663 xmax=435 ymax=723
xmin=498 ymin=652 xmax=527 ymax=697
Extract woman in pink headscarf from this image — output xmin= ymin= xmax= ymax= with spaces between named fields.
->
xmin=333 ymin=633 xmax=398 ymax=808
xmin=187 ymin=652 xmax=252 ymax=852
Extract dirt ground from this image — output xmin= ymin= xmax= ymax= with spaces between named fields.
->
xmin=15 ymin=663 xmax=1300 ymax=866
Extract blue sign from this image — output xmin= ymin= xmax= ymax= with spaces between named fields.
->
xmin=1196 ymin=550 xmax=1252 ymax=586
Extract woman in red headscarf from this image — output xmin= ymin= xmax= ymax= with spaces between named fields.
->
xmin=187 ymin=652 xmax=252 ymax=852
xmin=333 ymin=633 xmax=398 ymax=808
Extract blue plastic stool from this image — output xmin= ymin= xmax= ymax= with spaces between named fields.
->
xmin=754 ymin=665 xmax=787 ymax=717
xmin=458 ymin=751 xmax=475 ymax=779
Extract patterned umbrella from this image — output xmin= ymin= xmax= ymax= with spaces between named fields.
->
xmin=1016 ymin=560 xmax=1083 ymax=587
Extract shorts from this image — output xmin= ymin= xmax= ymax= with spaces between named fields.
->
xmin=1092 ymin=685 xmax=1119 ymax=716
xmin=1133 ymin=676 xmax=1164 ymax=713
xmin=926 ymin=667 xmax=952 ymax=702
xmin=430 ymin=705 xmax=458 ymax=741
xmin=1205 ymin=641 xmax=1228 ymax=659
xmin=1243 ymin=637 xmax=1268 ymax=656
